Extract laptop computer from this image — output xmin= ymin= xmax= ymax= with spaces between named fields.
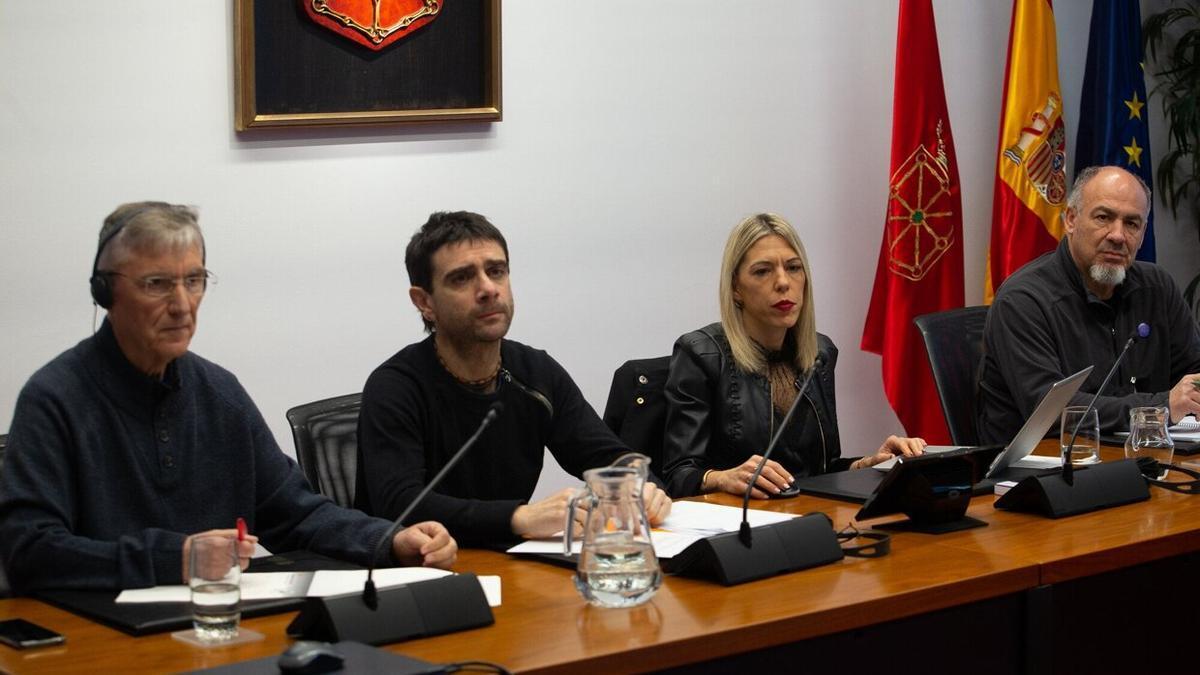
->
xmin=795 ymin=365 xmax=1093 ymax=502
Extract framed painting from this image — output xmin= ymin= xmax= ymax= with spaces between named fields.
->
xmin=234 ymin=0 xmax=501 ymax=130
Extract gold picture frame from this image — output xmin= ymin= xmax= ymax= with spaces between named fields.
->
xmin=234 ymin=0 xmax=501 ymax=130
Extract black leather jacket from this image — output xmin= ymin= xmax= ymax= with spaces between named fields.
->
xmin=662 ymin=323 xmax=844 ymax=497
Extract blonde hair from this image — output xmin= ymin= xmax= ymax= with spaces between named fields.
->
xmin=718 ymin=213 xmax=817 ymax=375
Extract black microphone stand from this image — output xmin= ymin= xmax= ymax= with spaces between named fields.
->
xmin=1061 ymin=325 xmax=1147 ymax=485
xmin=740 ymin=355 xmax=824 ymax=547
xmin=285 ymin=403 xmax=502 ymax=645
xmin=668 ymin=354 xmax=843 ymax=584
xmin=995 ymin=325 xmax=1153 ymax=519
xmin=364 ymin=402 xmax=503 ymax=607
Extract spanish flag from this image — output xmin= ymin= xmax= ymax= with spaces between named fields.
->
xmin=986 ymin=0 xmax=1067 ymax=302
xmin=862 ymin=0 xmax=963 ymax=444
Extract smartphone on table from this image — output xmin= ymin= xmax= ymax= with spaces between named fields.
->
xmin=0 ymin=618 xmax=66 ymax=649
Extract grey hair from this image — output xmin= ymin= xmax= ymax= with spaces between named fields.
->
xmin=96 ymin=202 xmax=204 ymax=271
xmin=1066 ymin=166 xmax=1152 ymax=215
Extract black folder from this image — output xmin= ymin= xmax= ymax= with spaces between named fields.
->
xmin=793 ymin=468 xmax=885 ymax=503
xmin=36 ymin=589 xmax=303 ymax=637
xmin=34 ymin=551 xmax=358 ymax=636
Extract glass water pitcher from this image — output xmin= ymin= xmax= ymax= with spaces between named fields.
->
xmin=1125 ymin=406 xmax=1174 ymax=479
xmin=565 ymin=453 xmax=662 ymax=608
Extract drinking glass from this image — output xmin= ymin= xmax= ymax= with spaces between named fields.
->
xmin=188 ymin=534 xmax=241 ymax=643
xmin=1060 ymin=406 xmax=1100 ymax=465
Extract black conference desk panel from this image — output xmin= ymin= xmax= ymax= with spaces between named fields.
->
xmin=654 ymin=554 xmax=1199 ymax=675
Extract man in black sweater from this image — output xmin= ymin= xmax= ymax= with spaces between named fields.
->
xmin=978 ymin=166 xmax=1200 ymax=444
xmin=0 ymin=202 xmax=457 ymax=592
xmin=355 ymin=212 xmax=671 ymax=547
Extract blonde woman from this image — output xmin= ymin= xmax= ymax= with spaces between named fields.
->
xmin=662 ymin=213 xmax=926 ymax=498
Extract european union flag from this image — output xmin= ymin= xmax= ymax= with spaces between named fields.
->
xmin=1075 ymin=0 xmax=1155 ymax=262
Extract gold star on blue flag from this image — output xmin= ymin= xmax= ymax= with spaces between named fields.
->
xmin=1075 ymin=0 xmax=1155 ymax=261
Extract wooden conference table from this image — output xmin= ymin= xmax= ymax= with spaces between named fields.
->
xmin=2 ymin=442 xmax=1198 ymax=674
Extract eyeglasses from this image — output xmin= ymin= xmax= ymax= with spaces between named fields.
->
xmin=106 ymin=270 xmax=216 ymax=298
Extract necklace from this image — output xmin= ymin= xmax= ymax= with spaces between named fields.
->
xmin=435 ymin=341 xmax=502 ymax=389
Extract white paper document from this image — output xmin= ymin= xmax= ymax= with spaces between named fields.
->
xmin=659 ymin=500 xmax=795 ymax=537
xmin=116 ymin=569 xmax=503 ymax=607
xmin=116 ymin=572 xmax=312 ymax=603
xmin=506 ymin=501 xmax=795 ymax=559
xmin=303 ymin=567 xmax=450 ymax=597
xmin=1011 ymin=455 xmax=1063 ymax=469
xmin=1113 ymin=415 xmax=1200 ymax=441
xmin=1168 ymin=415 xmax=1200 ymax=441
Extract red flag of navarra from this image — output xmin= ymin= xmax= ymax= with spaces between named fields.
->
xmin=862 ymin=0 xmax=964 ymax=444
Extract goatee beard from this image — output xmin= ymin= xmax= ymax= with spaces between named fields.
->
xmin=1089 ymin=263 xmax=1126 ymax=287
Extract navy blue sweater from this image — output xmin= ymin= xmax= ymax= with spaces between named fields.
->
xmin=0 ymin=322 xmax=394 ymax=592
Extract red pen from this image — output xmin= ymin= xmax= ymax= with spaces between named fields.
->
xmin=236 ymin=517 xmax=247 ymax=542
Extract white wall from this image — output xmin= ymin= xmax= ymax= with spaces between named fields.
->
xmin=2 ymin=1 xmax=1195 ymax=499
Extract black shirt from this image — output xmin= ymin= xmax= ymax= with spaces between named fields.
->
xmin=978 ymin=239 xmax=1200 ymax=444
xmin=355 ymin=336 xmax=633 ymax=547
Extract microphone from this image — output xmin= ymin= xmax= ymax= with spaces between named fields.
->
xmin=1061 ymin=322 xmax=1150 ymax=485
xmin=739 ymin=354 xmax=826 ymax=547
xmin=362 ymin=401 xmax=504 ymax=608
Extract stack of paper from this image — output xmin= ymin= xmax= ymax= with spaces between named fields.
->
xmin=116 ymin=568 xmax=501 ymax=606
xmin=1168 ymin=415 xmax=1200 ymax=442
xmin=506 ymin=501 xmax=795 ymax=559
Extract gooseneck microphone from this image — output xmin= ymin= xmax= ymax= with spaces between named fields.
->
xmin=362 ymin=401 xmax=504 ymax=609
xmin=739 ymin=354 xmax=826 ymax=547
xmin=1061 ymin=322 xmax=1150 ymax=485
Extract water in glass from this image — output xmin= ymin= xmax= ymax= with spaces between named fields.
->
xmin=189 ymin=534 xmax=241 ymax=643
xmin=575 ymin=535 xmax=661 ymax=608
xmin=192 ymin=582 xmax=241 ymax=642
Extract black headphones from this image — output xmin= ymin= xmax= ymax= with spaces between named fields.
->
xmin=89 ymin=232 xmax=121 ymax=310
xmin=1138 ymin=458 xmax=1200 ymax=494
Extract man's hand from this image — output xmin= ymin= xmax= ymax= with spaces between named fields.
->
xmin=392 ymin=521 xmax=457 ymax=569
xmin=642 ymin=482 xmax=672 ymax=526
xmin=511 ymin=488 xmax=582 ymax=539
xmin=181 ymin=529 xmax=256 ymax=583
xmin=1168 ymin=373 xmax=1200 ymax=424
xmin=710 ymin=455 xmax=793 ymax=499
xmin=852 ymin=435 xmax=927 ymax=469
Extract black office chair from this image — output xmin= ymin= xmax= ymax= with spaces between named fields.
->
xmin=285 ymin=394 xmax=362 ymax=509
xmin=602 ymin=356 xmax=671 ymax=473
xmin=913 ymin=306 xmax=989 ymax=446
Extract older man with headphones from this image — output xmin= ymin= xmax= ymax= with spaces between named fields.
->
xmin=0 ymin=201 xmax=457 ymax=593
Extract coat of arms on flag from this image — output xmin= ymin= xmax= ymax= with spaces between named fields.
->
xmin=1002 ymin=93 xmax=1067 ymax=206
xmin=303 ymin=0 xmax=442 ymax=51
xmin=886 ymin=121 xmax=956 ymax=282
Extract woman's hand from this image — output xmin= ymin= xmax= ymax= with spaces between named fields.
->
xmin=708 ymin=455 xmax=793 ymax=499
xmin=852 ymin=435 xmax=927 ymax=469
